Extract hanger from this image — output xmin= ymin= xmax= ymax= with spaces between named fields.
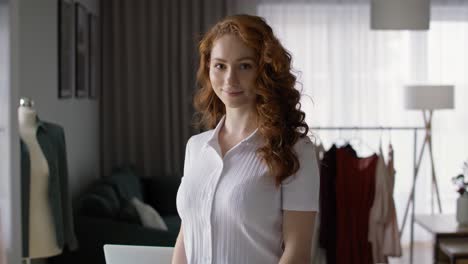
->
xmin=311 ymin=133 xmax=326 ymax=160
xmin=388 ymin=128 xmax=394 ymax=164
xmin=335 ymin=128 xmax=347 ymax=147
xmin=347 ymin=130 xmax=376 ymax=155
xmin=311 ymin=132 xmax=321 ymax=145
xmin=388 ymin=127 xmax=394 ymax=149
xmin=378 ymin=129 xmax=385 ymax=158
xmin=388 ymin=127 xmax=392 ymax=144
xmin=311 ymin=133 xmax=323 ymax=149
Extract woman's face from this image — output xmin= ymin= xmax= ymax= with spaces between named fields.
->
xmin=209 ymin=34 xmax=258 ymax=111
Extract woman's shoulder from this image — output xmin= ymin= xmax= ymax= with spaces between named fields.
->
xmin=294 ymin=135 xmax=313 ymax=148
xmin=292 ymin=135 xmax=316 ymax=158
xmin=186 ymin=129 xmax=215 ymax=149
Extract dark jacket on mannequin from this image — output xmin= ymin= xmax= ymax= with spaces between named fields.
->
xmin=20 ymin=118 xmax=78 ymax=257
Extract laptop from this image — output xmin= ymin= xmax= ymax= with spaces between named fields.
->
xmin=104 ymin=244 xmax=174 ymax=264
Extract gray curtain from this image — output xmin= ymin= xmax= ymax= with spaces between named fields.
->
xmin=100 ymin=0 xmax=227 ymax=178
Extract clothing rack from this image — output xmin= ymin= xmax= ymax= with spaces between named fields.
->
xmin=311 ymin=126 xmax=425 ymax=264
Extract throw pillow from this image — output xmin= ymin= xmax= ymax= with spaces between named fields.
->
xmin=118 ymin=199 xmax=142 ymax=224
xmin=131 ymin=197 xmax=168 ymax=231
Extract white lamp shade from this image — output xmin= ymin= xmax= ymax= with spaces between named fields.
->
xmin=404 ymin=85 xmax=455 ymax=110
xmin=371 ymin=0 xmax=430 ymax=30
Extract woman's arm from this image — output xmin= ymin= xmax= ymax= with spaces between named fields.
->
xmin=171 ymin=224 xmax=187 ymax=264
xmin=279 ymin=210 xmax=317 ymax=264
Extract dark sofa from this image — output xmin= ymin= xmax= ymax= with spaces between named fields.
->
xmin=50 ymin=167 xmax=182 ymax=264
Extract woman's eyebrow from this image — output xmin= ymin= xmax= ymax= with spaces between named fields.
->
xmin=236 ymin=57 xmax=256 ymax=62
xmin=211 ymin=56 xmax=256 ymax=62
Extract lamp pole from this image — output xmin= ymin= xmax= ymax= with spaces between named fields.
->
xmin=425 ymin=110 xmax=443 ymax=214
xmin=400 ymin=109 xmax=443 ymax=235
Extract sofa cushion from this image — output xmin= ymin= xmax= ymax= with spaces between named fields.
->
xmin=79 ymin=184 xmax=120 ymax=218
xmin=104 ymin=166 xmax=143 ymax=202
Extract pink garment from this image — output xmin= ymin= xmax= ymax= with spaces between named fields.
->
xmin=368 ymin=150 xmax=389 ymax=263
xmin=368 ymin=144 xmax=402 ymax=263
xmin=382 ymin=145 xmax=402 ymax=257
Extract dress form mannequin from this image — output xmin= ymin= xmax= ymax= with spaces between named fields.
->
xmin=18 ymin=98 xmax=62 ymax=261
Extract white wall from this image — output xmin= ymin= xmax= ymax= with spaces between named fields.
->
xmin=16 ymin=0 xmax=100 ymax=201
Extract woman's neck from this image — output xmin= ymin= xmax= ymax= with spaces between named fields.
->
xmin=223 ymin=108 xmax=258 ymax=137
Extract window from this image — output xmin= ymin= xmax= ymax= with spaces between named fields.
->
xmin=259 ymin=2 xmax=468 ymax=243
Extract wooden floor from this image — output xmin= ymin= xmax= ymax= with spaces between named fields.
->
xmin=389 ymin=242 xmax=433 ymax=264
xmin=388 ymin=242 xmax=468 ymax=264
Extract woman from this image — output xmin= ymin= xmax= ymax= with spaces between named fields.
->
xmin=172 ymin=14 xmax=320 ymax=264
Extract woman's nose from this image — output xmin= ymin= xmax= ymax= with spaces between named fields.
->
xmin=226 ymin=69 xmax=239 ymax=85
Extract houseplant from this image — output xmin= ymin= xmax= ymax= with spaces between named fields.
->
xmin=452 ymin=159 xmax=468 ymax=225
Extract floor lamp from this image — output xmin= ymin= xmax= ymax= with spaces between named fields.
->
xmin=400 ymin=84 xmax=455 ymax=233
xmin=402 ymin=84 xmax=454 ymax=264
xmin=404 ymin=85 xmax=454 ymax=220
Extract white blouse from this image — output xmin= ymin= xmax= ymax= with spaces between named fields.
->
xmin=176 ymin=117 xmax=320 ymax=264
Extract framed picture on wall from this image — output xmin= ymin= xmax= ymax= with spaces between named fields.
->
xmin=89 ymin=14 xmax=100 ymax=99
xmin=58 ymin=0 xmax=73 ymax=99
xmin=75 ymin=2 xmax=89 ymax=98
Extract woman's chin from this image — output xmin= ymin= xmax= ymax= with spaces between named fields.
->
xmin=222 ymin=101 xmax=255 ymax=111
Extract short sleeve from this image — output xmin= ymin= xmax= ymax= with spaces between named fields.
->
xmin=182 ymin=137 xmax=193 ymax=178
xmin=177 ymin=137 xmax=192 ymax=218
xmin=281 ymin=137 xmax=320 ymax=211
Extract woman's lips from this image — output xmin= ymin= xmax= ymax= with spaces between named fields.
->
xmin=223 ymin=90 xmax=243 ymax=96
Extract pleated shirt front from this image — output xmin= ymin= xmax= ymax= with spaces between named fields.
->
xmin=176 ymin=117 xmax=320 ymax=264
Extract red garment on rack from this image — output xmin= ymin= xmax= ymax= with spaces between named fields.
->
xmin=336 ymin=147 xmax=378 ymax=264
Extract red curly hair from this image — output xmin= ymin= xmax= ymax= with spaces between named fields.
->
xmin=193 ymin=14 xmax=309 ymax=187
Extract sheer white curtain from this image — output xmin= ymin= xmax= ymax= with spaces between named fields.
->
xmin=257 ymin=0 xmax=468 ymax=244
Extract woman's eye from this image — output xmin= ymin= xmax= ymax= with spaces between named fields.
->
xmin=214 ymin=64 xmax=225 ymax=70
xmin=239 ymin=63 xmax=252 ymax=70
